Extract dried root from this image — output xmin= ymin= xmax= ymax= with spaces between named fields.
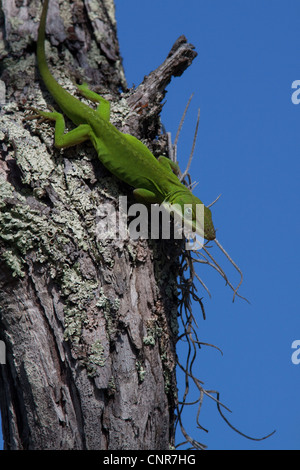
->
xmin=176 ymin=245 xmax=275 ymax=448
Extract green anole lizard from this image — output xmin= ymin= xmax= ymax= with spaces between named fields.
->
xmin=30 ymin=0 xmax=244 ymax=300
xmin=33 ymin=0 xmax=214 ymax=240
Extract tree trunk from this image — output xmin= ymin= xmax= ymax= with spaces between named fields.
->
xmin=0 ymin=0 xmax=197 ymax=450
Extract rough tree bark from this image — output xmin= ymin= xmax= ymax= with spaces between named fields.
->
xmin=0 ymin=0 xmax=197 ymax=450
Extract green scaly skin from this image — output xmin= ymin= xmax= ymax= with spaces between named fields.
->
xmin=34 ymin=0 xmax=216 ymax=241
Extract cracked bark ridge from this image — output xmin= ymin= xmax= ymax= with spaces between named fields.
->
xmin=0 ymin=0 xmax=197 ymax=450
xmin=126 ymin=35 xmax=197 ymax=139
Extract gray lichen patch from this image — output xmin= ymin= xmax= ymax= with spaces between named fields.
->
xmin=96 ymin=288 xmax=120 ymax=340
xmin=1 ymin=106 xmax=109 ymax=360
xmin=0 ymin=178 xmax=17 ymax=207
xmin=143 ymin=320 xmax=163 ymax=346
xmin=60 ymin=265 xmax=100 ymax=345
xmin=1 ymin=248 xmax=24 ymax=278
xmin=1 ymin=106 xmax=58 ymax=189
xmin=0 ymin=179 xmax=53 ymax=270
xmin=63 ymin=306 xmax=88 ymax=344
xmin=85 ymin=339 xmax=106 ymax=377
xmin=61 ymin=266 xmax=98 ymax=304
xmin=135 ymin=360 xmax=146 ymax=383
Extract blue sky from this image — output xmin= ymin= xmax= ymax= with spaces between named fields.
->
xmin=1 ymin=0 xmax=300 ymax=451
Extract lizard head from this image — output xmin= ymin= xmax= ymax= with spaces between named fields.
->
xmin=164 ymin=191 xmax=216 ymax=241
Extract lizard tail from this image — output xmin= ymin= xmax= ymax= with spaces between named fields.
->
xmin=37 ymin=0 xmax=50 ymax=83
xmin=36 ymin=0 xmax=70 ymax=105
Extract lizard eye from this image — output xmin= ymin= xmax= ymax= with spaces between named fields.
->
xmin=184 ymin=207 xmax=193 ymax=217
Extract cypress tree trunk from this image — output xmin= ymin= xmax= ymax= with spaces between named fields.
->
xmin=0 ymin=0 xmax=197 ymax=449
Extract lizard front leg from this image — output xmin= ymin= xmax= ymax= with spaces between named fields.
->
xmin=133 ymin=188 xmax=161 ymax=204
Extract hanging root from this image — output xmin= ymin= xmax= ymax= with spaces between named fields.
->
xmin=176 ymin=247 xmax=272 ymax=448
xmin=196 ymin=240 xmax=248 ymax=303
xmin=180 ymin=107 xmax=200 ymax=182
xmin=207 ymin=193 xmax=222 ymax=208
xmin=174 ymin=94 xmax=194 ymax=150
xmin=171 ymin=94 xmax=271 ymax=449
xmin=169 ymin=94 xmax=201 ymax=185
xmin=213 ymin=239 xmax=247 ymax=302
